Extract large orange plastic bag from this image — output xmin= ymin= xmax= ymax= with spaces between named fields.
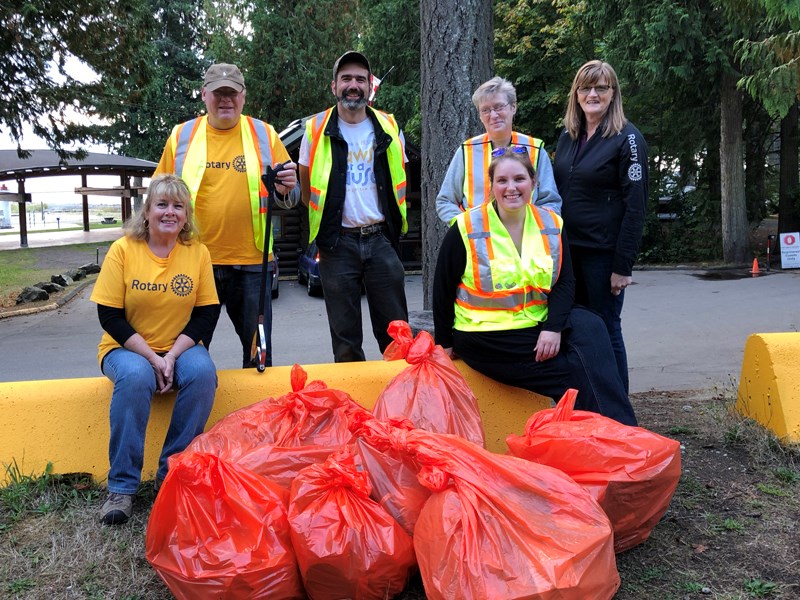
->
xmin=186 ymin=364 xmax=365 ymax=487
xmin=288 ymin=448 xmax=416 ymax=600
xmin=375 ymin=320 xmax=485 ymax=447
xmin=145 ymin=452 xmax=304 ymax=600
xmin=507 ymin=389 xmax=682 ymax=553
xmin=404 ymin=428 xmax=619 ymax=600
xmin=350 ymin=412 xmax=430 ymax=536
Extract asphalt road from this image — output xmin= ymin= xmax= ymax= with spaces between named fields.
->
xmin=0 ymin=265 xmax=798 ymax=393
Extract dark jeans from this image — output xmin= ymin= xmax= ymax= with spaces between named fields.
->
xmin=457 ymin=307 xmax=637 ymax=426
xmin=570 ymin=246 xmax=629 ymax=392
xmin=318 ymin=231 xmax=408 ymax=362
xmin=102 ymin=345 xmax=217 ymax=493
xmin=207 ymin=263 xmax=274 ymax=368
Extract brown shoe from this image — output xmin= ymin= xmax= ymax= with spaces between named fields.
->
xmin=99 ymin=493 xmax=133 ymax=525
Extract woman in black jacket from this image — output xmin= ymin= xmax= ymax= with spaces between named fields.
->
xmin=553 ymin=60 xmax=648 ymax=393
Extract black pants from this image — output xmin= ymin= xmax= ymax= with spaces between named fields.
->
xmin=456 ymin=307 xmax=637 ymax=426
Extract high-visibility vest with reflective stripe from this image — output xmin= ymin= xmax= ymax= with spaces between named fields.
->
xmin=461 ymin=132 xmax=543 ymax=210
xmin=454 ymin=202 xmax=562 ymax=331
xmin=306 ymin=107 xmax=408 ymax=243
xmin=169 ymin=115 xmax=278 ymax=253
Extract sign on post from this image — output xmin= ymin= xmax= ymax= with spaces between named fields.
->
xmin=779 ymin=232 xmax=800 ymax=269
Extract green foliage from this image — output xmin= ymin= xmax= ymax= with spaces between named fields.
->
xmin=755 ymin=482 xmax=790 ymax=497
xmin=494 ymin=0 xmax=586 ymax=148
xmin=84 ymin=0 xmax=209 ymax=160
xmin=214 ymin=0 xmax=359 ymax=132
xmin=744 ymin=577 xmax=778 ymax=596
xmin=772 ymin=466 xmax=800 ymax=484
xmin=359 ymin=0 xmax=422 ymax=142
xmin=0 ymin=0 xmax=134 ymax=158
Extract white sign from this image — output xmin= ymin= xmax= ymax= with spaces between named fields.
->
xmin=780 ymin=232 xmax=800 ymax=269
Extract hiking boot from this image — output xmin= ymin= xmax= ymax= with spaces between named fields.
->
xmin=100 ymin=492 xmax=133 ymax=525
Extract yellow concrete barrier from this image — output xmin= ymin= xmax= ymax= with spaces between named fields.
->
xmin=737 ymin=333 xmax=800 ymax=444
xmin=0 ymin=360 xmax=549 ymax=485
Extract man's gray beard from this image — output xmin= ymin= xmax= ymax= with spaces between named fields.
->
xmin=339 ymin=93 xmax=368 ymax=111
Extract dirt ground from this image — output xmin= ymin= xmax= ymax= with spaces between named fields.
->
xmin=1 ymin=389 xmax=798 ymax=599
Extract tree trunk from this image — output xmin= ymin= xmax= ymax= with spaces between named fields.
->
xmin=419 ymin=0 xmax=493 ymax=309
xmin=779 ymin=101 xmax=800 ymax=237
xmin=719 ymin=71 xmax=749 ymax=264
xmin=743 ymin=101 xmax=768 ymax=223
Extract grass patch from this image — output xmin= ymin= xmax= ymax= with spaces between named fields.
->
xmin=0 ymin=243 xmax=108 ymax=301
xmin=744 ymin=578 xmax=778 ymax=597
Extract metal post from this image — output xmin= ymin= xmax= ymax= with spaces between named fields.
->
xmin=82 ymin=173 xmax=90 ymax=232
xmin=17 ymin=178 xmax=28 ymax=248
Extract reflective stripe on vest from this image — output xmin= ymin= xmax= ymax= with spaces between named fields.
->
xmin=306 ymin=107 xmax=408 ymax=244
xmin=454 ymin=203 xmax=563 ymax=331
xmin=170 ymin=115 xmax=276 ymax=252
xmin=461 ymin=132 xmax=543 ymax=210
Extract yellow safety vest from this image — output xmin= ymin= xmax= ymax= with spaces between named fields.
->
xmin=454 ymin=202 xmax=562 ymax=331
xmin=306 ymin=107 xmax=408 ymax=243
xmin=169 ymin=115 xmax=279 ymax=253
xmin=461 ymin=132 xmax=543 ymax=210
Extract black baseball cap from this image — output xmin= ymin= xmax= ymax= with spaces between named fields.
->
xmin=332 ymin=51 xmax=371 ymax=79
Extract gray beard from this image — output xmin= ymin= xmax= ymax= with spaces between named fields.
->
xmin=338 ymin=92 xmax=368 ymax=111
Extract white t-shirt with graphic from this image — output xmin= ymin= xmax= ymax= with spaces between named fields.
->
xmin=299 ymin=115 xmax=383 ymax=228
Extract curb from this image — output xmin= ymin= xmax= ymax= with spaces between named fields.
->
xmin=0 ymin=279 xmax=95 ymax=320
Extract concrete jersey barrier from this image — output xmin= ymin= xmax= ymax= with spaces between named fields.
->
xmin=0 ymin=360 xmax=550 ymax=485
xmin=737 ymin=333 xmax=800 ymax=444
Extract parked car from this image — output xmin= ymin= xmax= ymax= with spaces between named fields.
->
xmin=297 ymin=241 xmax=323 ymax=297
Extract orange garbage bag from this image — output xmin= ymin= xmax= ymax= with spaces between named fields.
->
xmin=186 ymin=364 xmax=365 ymax=488
xmin=375 ymin=320 xmax=485 ymax=447
xmin=507 ymin=389 xmax=682 ymax=553
xmin=145 ymin=452 xmax=304 ymax=600
xmin=404 ymin=428 xmax=619 ymax=600
xmin=350 ymin=412 xmax=430 ymax=536
xmin=288 ymin=448 xmax=416 ymax=600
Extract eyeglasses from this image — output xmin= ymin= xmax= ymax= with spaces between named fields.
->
xmin=491 ymin=145 xmax=528 ymax=157
xmin=577 ymin=85 xmax=612 ymax=95
xmin=479 ymin=102 xmax=511 ymax=116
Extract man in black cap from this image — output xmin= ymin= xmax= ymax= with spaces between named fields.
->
xmin=154 ymin=63 xmax=299 ymax=368
xmin=299 ymin=51 xmax=409 ymax=362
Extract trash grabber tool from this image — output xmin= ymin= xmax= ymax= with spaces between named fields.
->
xmin=250 ymin=161 xmax=289 ymax=372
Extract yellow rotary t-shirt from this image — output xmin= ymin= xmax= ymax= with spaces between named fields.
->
xmin=154 ymin=119 xmax=291 ymax=265
xmin=91 ymin=236 xmax=219 ymax=366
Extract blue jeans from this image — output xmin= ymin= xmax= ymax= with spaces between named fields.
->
xmin=318 ymin=231 xmax=408 ymax=362
xmin=457 ymin=307 xmax=637 ymax=426
xmin=102 ymin=345 xmax=217 ymax=494
xmin=570 ymin=246 xmax=629 ymax=392
xmin=208 ymin=263 xmax=273 ymax=368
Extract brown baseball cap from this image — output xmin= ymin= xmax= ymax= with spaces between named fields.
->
xmin=332 ymin=51 xmax=371 ymax=80
xmin=203 ymin=63 xmax=245 ymax=92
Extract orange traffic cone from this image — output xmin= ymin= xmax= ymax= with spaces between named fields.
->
xmin=751 ymin=258 xmax=760 ymax=276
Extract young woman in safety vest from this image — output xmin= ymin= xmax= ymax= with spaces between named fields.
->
xmin=433 ymin=149 xmax=636 ymax=425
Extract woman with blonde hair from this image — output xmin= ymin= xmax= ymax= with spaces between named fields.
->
xmin=554 ymin=60 xmax=648 ymax=393
xmin=91 ymin=174 xmax=219 ymax=525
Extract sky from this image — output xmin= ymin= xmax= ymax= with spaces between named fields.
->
xmin=0 ymin=58 xmax=147 ymax=207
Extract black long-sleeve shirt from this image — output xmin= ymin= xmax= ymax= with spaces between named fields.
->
xmin=97 ymin=304 xmax=217 ymax=349
xmin=432 ymin=221 xmax=575 ymax=360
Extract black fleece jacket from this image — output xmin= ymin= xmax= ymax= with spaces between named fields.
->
xmin=553 ymin=121 xmax=648 ymax=276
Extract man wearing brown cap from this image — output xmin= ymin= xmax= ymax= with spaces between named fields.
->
xmin=154 ymin=63 xmax=298 ymax=368
xmin=299 ymin=51 xmax=408 ymax=362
